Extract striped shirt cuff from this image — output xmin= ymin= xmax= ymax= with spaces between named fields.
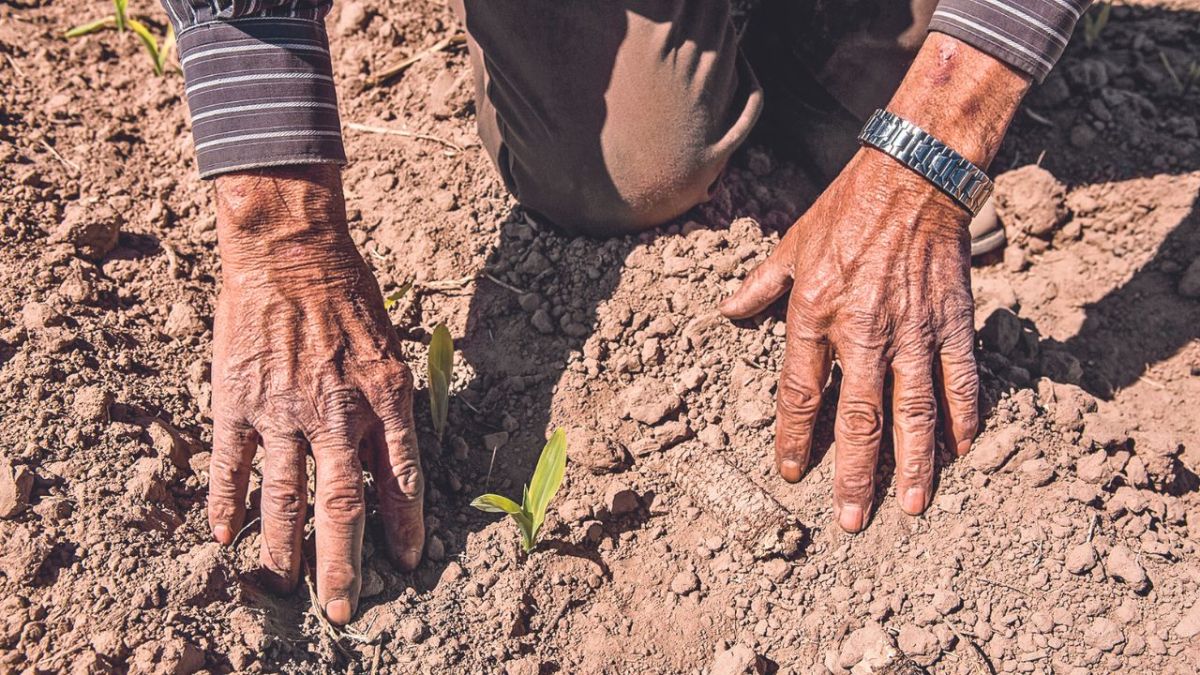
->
xmin=929 ymin=0 xmax=1091 ymax=83
xmin=178 ymin=17 xmax=345 ymax=178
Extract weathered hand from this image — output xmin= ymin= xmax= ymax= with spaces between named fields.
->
xmin=721 ymin=150 xmax=978 ymax=531
xmin=207 ymin=166 xmax=423 ymax=624
xmin=720 ymin=33 xmax=1030 ymax=532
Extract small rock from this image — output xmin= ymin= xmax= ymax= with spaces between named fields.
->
xmin=1076 ymin=450 xmax=1112 ymax=485
xmin=604 ymin=484 xmax=639 ymax=516
xmin=0 ymin=460 xmax=34 ymax=519
xmin=21 ymin=301 xmax=64 ymax=330
xmin=426 ymin=535 xmax=446 ymax=562
xmin=932 ymin=590 xmax=962 ymax=615
xmin=360 ymin=566 xmax=385 ymax=598
xmin=51 ymin=202 xmax=122 ymax=261
xmin=578 ymin=442 xmax=628 ymax=475
xmin=761 ymin=558 xmax=791 ymax=583
xmin=897 ymin=624 xmax=941 ymax=666
xmin=1040 ymin=349 xmax=1083 ymax=385
xmin=148 ymin=420 xmax=192 ymax=471
xmin=970 ymin=426 xmax=1020 ymax=473
xmin=1019 ymin=458 xmax=1055 ymax=486
xmin=530 ymin=309 xmax=555 ymax=334
xmin=623 ymin=386 xmax=682 ymax=426
xmin=669 ymin=570 xmax=700 ymax=595
xmin=399 ymin=618 xmax=428 ymax=644
xmin=711 ymin=644 xmax=759 ymax=675
xmin=1065 ymin=543 xmax=1098 ymax=575
xmin=165 ymin=302 xmax=205 ymax=338
xmin=335 ymin=1 xmax=369 ymax=36
xmin=73 ymin=385 xmax=113 ymax=424
xmin=1085 ymin=617 xmax=1125 ymax=651
xmin=837 ymin=623 xmax=898 ymax=671
xmin=1105 ymin=545 xmax=1150 ymax=593
xmin=979 ymin=308 xmax=1023 ymax=357
xmin=994 ymin=166 xmax=1069 ymax=238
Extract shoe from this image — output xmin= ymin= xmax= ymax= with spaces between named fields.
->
xmin=969 ymin=196 xmax=1005 ymax=257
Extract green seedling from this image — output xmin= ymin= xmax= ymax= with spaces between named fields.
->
xmin=471 ymin=428 xmax=567 ymax=554
xmin=1082 ymin=1 xmax=1111 ymax=49
xmin=1159 ymin=52 xmax=1200 ymax=95
xmin=66 ymin=0 xmax=175 ymax=76
xmin=383 ymin=281 xmax=413 ymax=311
xmin=427 ymin=323 xmax=453 ymax=441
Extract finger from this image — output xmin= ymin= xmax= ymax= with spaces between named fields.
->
xmin=890 ymin=348 xmax=937 ymax=516
xmin=937 ymin=324 xmax=980 ymax=457
xmin=313 ymin=436 xmax=366 ymax=625
xmin=832 ymin=350 xmax=887 ymax=533
xmin=208 ymin=416 xmax=258 ymax=545
xmin=719 ymin=230 xmax=796 ymax=319
xmin=366 ymin=391 xmax=425 ymax=571
xmin=774 ymin=336 xmax=831 ymax=482
xmin=258 ymin=433 xmax=308 ymax=592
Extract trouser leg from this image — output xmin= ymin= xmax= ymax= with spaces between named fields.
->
xmin=451 ymin=0 xmax=763 ymax=237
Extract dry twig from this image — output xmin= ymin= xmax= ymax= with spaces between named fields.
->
xmin=370 ymin=33 xmax=466 ymax=86
xmin=346 ymin=122 xmax=464 ymax=153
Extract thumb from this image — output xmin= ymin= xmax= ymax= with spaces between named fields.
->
xmin=719 ymin=229 xmax=797 ymax=320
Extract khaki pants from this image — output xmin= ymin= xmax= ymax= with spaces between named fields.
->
xmin=452 ymin=0 xmax=935 ymax=237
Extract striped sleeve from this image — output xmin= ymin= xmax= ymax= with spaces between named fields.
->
xmin=159 ymin=0 xmax=345 ymax=178
xmin=929 ymin=0 xmax=1093 ymax=82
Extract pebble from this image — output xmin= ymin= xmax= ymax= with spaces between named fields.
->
xmin=1065 ymin=543 xmax=1098 ymax=575
xmin=604 ymin=484 xmax=639 ymax=516
xmin=0 ymin=460 xmax=34 ymax=518
xmin=711 ymin=644 xmax=757 ymax=675
xmin=530 ymin=309 xmax=555 ymax=334
xmin=51 ymin=202 xmax=122 ymax=261
xmin=970 ymin=426 xmax=1021 ymax=473
xmin=1019 ymin=458 xmax=1056 ymax=486
xmin=897 ymin=624 xmax=940 ymax=666
xmin=164 ymin=302 xmax=205 ymax=338
xmin=669 ymin=570 xmax=700 ymax=595
xmin=578 ymin=442 xmax=628 ymax=474
xmin=73 ymin=385 xmax=113 ymax=424
xmin=399 ymin=618 xmax=428 ymax=644
xmin=1104 ymin=545 xmax=1149 ymax=593
xmin=623 ymin=387 xmax=682 ymax=426
xmin=1085 ymin=617 xmax=1125 ymax=651
xmin=426 ymin=535 xmax=446 ymax=562
xmin=761 ymin=558 xmax=791 ymax=583
xmin=335 ymin=1 xmax=369 ymax=36
xmin=933 ymin=590 xmax=963 ymax=615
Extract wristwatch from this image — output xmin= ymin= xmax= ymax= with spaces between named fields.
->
xmin=857 ymin=109 xmax=993 ymax=216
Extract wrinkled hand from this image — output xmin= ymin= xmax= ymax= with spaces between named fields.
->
xmin=721 ymin=150 xmax=979 ymax=532
xmin=207 ymin=166 xmax=423 ymax=624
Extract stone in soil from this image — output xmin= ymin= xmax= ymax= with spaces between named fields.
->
xmin=0 ymin=459 xmax=34 ymax=519
xmin=50 ymin=201 xmax=122 ymax=261
xmin=711 ymin=644 xmax=759 ymax=675
xmin=1104 ymin=545 xmax=1150 ymax=593
xmin=604 ymin=483 xmax=640 ymax=516
xmin=1065 ymin=543 xmax=1098 ymax=575
xmin=994 ymin=165 xmax=1070 ymax=239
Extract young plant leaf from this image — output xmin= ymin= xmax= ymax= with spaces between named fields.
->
xmin=113 ymin=0 xmax=128 ymax=31
xmin=470 ymin=493 xmax=522 ymax=515
xmin=65 ymin=16 xmax=117 ymax=38
xmin=126 ymin=18 xmax=163 ymax=76
xmin=471 ymin=429 xmax=569 ymax=555
xmin=427 ymin=323 xmax=453 ymax=441
xmin=383 ymin=280 xmax=413 ymax=311
xmin=525 ymin=428 xmax=567 ymax=539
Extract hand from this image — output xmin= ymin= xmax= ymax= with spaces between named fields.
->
xmin=721 ymin=150 xmax=978 ymax=531
xmin=720 ymin=34 xmax=1030 ymax=532
xmin=207 ymin=166 xmax=424 ymax=624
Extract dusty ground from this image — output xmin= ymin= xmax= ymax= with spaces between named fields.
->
xmin=1 ymin=0 xmax=1199 ymax=673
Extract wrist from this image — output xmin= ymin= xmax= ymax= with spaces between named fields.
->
xmin=214 ymin=165 xmax=360 ymax=280
xmin=883 ymin=33 xmax=1031 ymax=168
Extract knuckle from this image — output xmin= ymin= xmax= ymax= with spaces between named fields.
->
xmin=837 ymin=400 xmax=883 ymax=446
xmin=895 ymin=393 xmax=937 ymax=435
xmin=319 ymin=559 xmax=359 ymax=594
xmin=945 ymin=363 xmax=980 ymax=403
xmin=836 ymin=470 xmax=874 ymax=500
xmin=320 ymin=483 xmax=365 ymax=525
xmin=262 ymin=483 xmax=307 ymax=522
xmin=776 ymin=374 xmax=822 ymax=420
xmin=383 ymin=459 xmax=425 ymax=502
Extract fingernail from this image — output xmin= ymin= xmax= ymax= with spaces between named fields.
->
xmin=956 ymin=438 xmax=973 ymax=456
xmin=213 ymin=524 xmax=232 ymax=545
xmin=838 ymin=504 xmax=865 ymax=533
xmin=901 ymin=487 xmax=927 ymax=515
xmin=779 ymin=459 xmax=804 ymax=483
xmin=325 ymin=598 xmax=352 ymax=625
xmin=400 ymin=548 xmax=422 ymax=571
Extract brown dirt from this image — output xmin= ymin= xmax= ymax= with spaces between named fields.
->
xmin=1 ymin=0 xmax=1199 ymax=673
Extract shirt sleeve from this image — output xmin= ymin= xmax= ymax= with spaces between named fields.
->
xmin=159 ymin=0 xmax=345 ymax=178
xmin=928 ymin=0 xmax=1093 ymax=83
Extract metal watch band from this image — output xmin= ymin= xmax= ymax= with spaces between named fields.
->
xmin=857 ymin=109 xmax=994 ymax=216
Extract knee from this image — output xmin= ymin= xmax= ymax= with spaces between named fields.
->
xmin=513 ymin=143 xmax=724 ymax=238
